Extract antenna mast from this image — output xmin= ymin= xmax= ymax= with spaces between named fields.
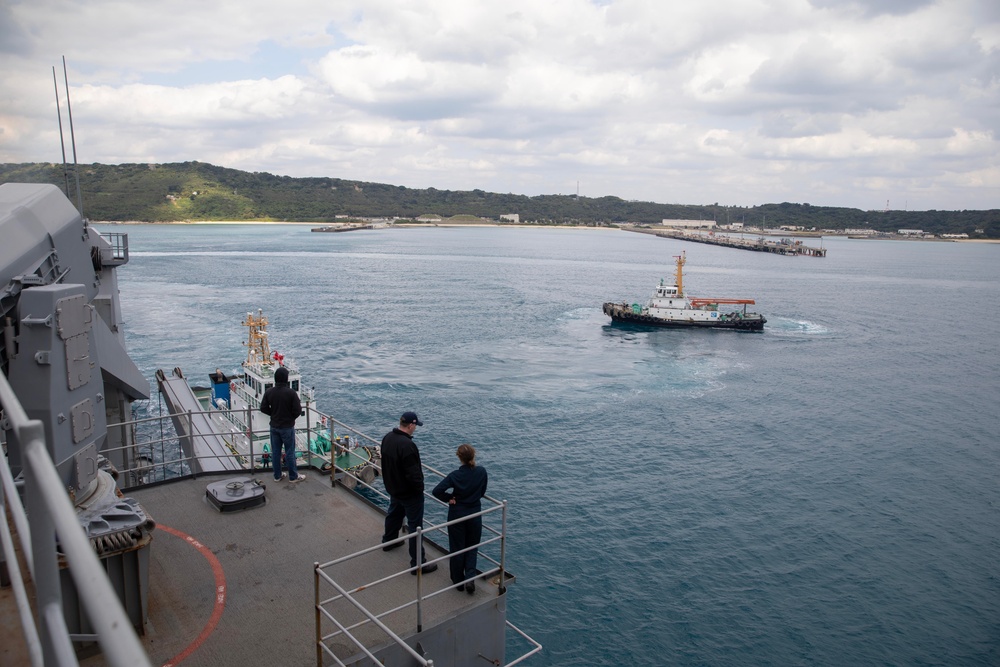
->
xmin=52 ymin=56 xmax=83 ymax=218
xmin=52 ymin=67 xmax=72 ymax=199
xmin=61 ymin=56 xmax=84 ymax=216
xmin=674 ymin=251 xmax=686 ymax=297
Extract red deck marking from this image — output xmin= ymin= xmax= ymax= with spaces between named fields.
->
xmin=157 ymin=524 xmax=227 ymax=667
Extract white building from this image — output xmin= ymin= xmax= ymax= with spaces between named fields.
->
xmin=500 ymin=214 xmax=520 ymax=223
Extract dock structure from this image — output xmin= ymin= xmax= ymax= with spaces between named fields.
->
xmin=311 ymin=222 xmax=382 ymax=232
xmin=626 ymin=227 xmax=827 ymax=257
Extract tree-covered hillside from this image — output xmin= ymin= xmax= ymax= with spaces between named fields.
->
xmin=1 ymin=161 xmax=997 ymax=237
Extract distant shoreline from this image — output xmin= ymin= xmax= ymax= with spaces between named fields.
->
xmin=88 ymin=220 xmax=1000 ymax=241
xmin=91 ymin=220 xmax=620 ymax=230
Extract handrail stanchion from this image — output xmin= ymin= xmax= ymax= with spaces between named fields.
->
xmin=305 ymin=401 xmax=312 ymax=466
xmin=499 ymin=500 xmax=508 ymax=594
xmin=186 ymin=409 xmax=196 ymax=478
xmin=246 ymin=404 xmax=254 ymax=470
xmin=0 ymin=453 xmax=43 ymax=665
xmin=415 ymin=525 xmax=424 ymax=633
xmin=314 ymin=562 xmax=322 ymax=667
xmin=23 ymin=420 xmax=73 ymax=665
xmin=247 ymin=406 xmax=255 ymax=472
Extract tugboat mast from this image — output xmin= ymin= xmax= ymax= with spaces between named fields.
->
xmin=674 ymin=251 xmax=686 ymax=297
xmin=242 ymin=309 xmax=272 ymax=367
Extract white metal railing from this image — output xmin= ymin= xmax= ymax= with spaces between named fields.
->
xmin=103 ymin=407 xmax=384 ymax=487
xmin=317 ymin=444 xmax=542 ymax=667
xmin=0 ymin=372 xmax=152 ymax=667
xmin=314 ymin=508 xmax=506 ymax=667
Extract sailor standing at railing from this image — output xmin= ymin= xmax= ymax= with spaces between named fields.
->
xmin=433 ymin=444 xmax=488 ymax=594
xmin=260 ymin=366 xmax=305 ymax=483
xmin=380 ymin=412 xmax=438 ymax=574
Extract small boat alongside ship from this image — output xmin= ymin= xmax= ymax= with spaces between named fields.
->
xmin=157 ymin=309 xmax=380 ymax=487
xmin=603 ymin=252 xmax=766 ymax=331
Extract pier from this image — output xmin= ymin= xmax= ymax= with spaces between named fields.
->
xmin=626 ymin=227 xmax=827 ymax=257
xmin=311 ymin=222 xmax=383 ymax=232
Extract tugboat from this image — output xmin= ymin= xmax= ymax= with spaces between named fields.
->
xmin=603 ymin=252 xmax=766 ymax=331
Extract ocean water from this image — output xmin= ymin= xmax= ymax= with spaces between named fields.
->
xmin=100 ymin=223 xmax=1000 ymax=666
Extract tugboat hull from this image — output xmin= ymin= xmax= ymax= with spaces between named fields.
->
xmin=602 ymin=303 xmax=766 ymax=331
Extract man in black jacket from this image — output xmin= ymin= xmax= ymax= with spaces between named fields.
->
xmin=380 ymin=411 xmax=437 ymax=573
xmin=259 ymin=366 xmax=305 ymax=483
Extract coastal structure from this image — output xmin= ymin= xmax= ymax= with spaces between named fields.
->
xmin=627 ymin=226 xmax=828 ymax=257
xmin=661 ymin=219 xmax=716 ymax=229
xmin=311 ymin=222 xmax=384 ymax=232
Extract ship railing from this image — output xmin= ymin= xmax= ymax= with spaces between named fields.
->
xmin=0 ymin=371 xmax=152 ymax=667
xmin=105 ymin=406 xmax=499 ymax=559
xmin=97 ymin=231 xmax=129 ymax=266
xmin=319 ymin=418 xmax=541 ymax=666
xmin=313 ymin=503 xmax=541 ymax=667
xmin=101 ymin=404 xmax=361 ymax=484
xmin=325 ymin=418 xmax=509 ymax=581
xmin=314 ymin=414 xmax=383 ymax=466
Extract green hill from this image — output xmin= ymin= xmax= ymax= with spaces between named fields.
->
xmin=1 ymin=161 xmax=997 ymax=237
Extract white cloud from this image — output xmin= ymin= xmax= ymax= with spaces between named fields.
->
xmin=0 ymin=0 xmax=997 ymax=210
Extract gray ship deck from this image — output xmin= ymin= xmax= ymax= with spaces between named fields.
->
xmin=85 ymin=471 xmax=498 ymax=667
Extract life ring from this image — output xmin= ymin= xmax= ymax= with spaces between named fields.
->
xmin=230 ymin=381 xmax=236 ymax=391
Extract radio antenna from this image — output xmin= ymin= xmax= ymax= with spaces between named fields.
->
xmin=61 ymin=56 xmax=84 ymax=216
xmin=52 ymin=66 xmax=72 ymax=199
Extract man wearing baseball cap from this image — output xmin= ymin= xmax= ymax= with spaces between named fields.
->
xmin=380 ymin=411 xmax=438 ymax=574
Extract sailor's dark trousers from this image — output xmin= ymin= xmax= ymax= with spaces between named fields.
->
xmin=383 ymin=493 xmax=427 ymax=567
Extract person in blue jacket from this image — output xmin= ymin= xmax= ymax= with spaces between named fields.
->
xmin=432 ymin=444 xmax=488 ymax=593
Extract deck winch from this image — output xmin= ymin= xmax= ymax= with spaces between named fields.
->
xmin=205 ymin=476 xmax=267 ymax=512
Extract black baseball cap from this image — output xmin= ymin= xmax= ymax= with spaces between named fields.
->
xmin=401 ymin=411 xmax=423 ymax=426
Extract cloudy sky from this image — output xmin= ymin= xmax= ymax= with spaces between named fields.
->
xmin=1 ymin=0 xmax=997 ymax=211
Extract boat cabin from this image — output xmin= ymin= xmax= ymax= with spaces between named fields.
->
xmin=655 ymin=280 xmax=680 ymax=298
